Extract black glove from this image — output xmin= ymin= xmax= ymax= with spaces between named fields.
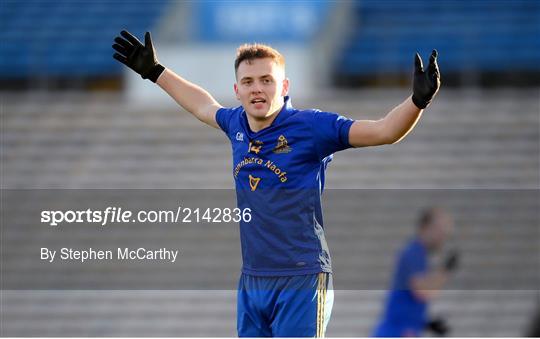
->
xmin=112 ymin=30 xmax=165 ymax=83
xmin=443 ymin=249 xmax=460 ymax=273
xmin=426 ymin=316 xmax=450 ymax=336
xmin=412 ymin=49 xmax=441 ymax=109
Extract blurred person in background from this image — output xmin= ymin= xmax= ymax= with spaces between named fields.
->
xmin=112 ymin=30 xmax=440 ymax=337
xmin=372 ymin=207 xmax=459 ymax=337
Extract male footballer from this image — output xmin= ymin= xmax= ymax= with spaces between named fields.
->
xmin=372 ymin=207 xmax=459 ymax=337
xmin=112 ymin=30 xmax=440 ymax=337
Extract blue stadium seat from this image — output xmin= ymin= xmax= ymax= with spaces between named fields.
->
xmin=0 ymin=0 xmax=170 ymax=78
xmin=335 ymin=0 xmax=540 ymax=77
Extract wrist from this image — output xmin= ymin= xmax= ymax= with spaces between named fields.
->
xmin=145 ymin=63 xmax=165 ymax=83
xmin=412 ymin=94 xmax=429 ymax=109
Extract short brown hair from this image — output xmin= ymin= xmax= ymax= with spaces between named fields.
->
xmin=418 ymin=206 xmax=444 ymax=229
xmin=234 ymin=43 xmax=285 ymax=75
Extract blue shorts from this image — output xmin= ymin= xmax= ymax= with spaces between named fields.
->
xmin=237 ymin=272 xmax=333 ymax=337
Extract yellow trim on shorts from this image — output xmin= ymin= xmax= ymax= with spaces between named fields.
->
xmin=317 ymin=273 xmax=327 ymax=338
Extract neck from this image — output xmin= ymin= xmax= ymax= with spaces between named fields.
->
xmin=247 ymin=103 xmax=284 ymax=132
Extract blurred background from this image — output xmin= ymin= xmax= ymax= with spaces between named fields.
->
xmin=1 ymin=0 xmax=539 ymax=337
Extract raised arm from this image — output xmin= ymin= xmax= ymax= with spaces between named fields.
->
xmin=112 ymin=30 xmax=222 ymax=129
xmin=156 ymin=69 xmax=221 ymax=129
xmin=348 ymin=50 xmax=441 ymax=147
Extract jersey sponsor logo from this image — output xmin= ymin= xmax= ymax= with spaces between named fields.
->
xmin=264 ymin=160 xmax=288 ymax=182
xmin=248 ymin=140 xmax=263 ymax=154
xmin=273 ymin=134 xmax=292 ymax=154
xmin=234 ymin=157 xmax=263 ymax=177
xmin=236 ymin=132 xmax=244 ymax=141
xmin=248 ymin=174 xmax=261 ymax=191
xmin=234 ymin=157 xmax=288 ymax=183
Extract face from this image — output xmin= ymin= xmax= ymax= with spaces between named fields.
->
xmin=234 ymin=57 xmax=289 ymax=122
xmin=424 ymin=209 xmax=454 ymax=251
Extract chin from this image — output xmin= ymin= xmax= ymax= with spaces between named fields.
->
xmin=246 ymin=108 xmax=271 ymax=119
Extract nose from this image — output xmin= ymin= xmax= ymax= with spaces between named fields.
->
xmin=252 ymin=81 xmax=262 ymax=93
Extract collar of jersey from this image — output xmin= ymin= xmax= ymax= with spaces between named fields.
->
xmin=241 ymin=96 xmax=294 ymax=136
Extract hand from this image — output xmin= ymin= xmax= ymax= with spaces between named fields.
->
xmin=412 ymin=49 xmax=441 ymax=109
xmin=112 ymin=30 xmax=165 ymax=83
xmin=443 ymin=249 xmax=460 ymax=272
xmin=426 ymin=316 xmax=450 ymax=336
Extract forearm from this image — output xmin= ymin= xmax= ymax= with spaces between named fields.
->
xmin=348 ymin=51 xmax=440 ymax=147
xmin=411 ymin=269 xmax=449 ymax=301
xmin=381 ymin=95 xmax=422 ymax=144
xmin=422 ymin=269 xmax=448 ymax=289
xmin=156 ymin=68 xmax=221 ymax=125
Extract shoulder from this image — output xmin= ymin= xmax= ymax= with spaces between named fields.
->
xmin=217 ymin=104 xmax=244 ymax=118
xmin=285 ymin=108 xmax=333 ymax=125
xmin=297 ymin=108 xmax=354 ymax=127
xmin=216 ymin=105 xmax=244 ymax=133
xmin=400 ymin=239 xmax=422 ymax=258
xmin=293 ymin=108 xmax=323 ymax=119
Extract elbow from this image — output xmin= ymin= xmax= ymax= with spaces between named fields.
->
xmin=412 ymin=288 xmax=436 ymax=302
xmin=410 ymin=277 xmax=439 ymax=302
xmin=386 ymin=135 xmax=400 ymax=145
xmin=382 ymin=131 xmax=402 ymax=145
xmin=379 ymin=119 xmax=402 ymax=145
xmin=380 ymin=117 xmax=417 ymax=145
xmin=389 ymin=136 xmax=405 ymax=145
xmin=385 ymin=129 xmax=411 ymax=145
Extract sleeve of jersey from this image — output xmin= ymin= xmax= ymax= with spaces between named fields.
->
xmin=215 ymin=107 xmax=235 ymax=136
xmin=311 ymin=110 xmax=355 ymax=160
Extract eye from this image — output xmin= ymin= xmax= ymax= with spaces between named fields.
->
xmin=263 ymin=78 xmax=272 ymax=84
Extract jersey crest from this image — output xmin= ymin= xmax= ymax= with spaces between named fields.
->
xmin=273 ymin=135 xmax=292 ymax=154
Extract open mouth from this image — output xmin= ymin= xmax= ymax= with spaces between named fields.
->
xmin=251 ymin=98 xmax=266 ymax=104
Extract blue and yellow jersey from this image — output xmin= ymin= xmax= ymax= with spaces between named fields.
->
xmin=216 ymin=96 xmax=354 ymax=276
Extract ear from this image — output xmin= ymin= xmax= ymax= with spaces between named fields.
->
xmin=234 ymin=83 xmax=240 ymax=101
xmin=281 ymin=77 xmax=290 ymax=96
